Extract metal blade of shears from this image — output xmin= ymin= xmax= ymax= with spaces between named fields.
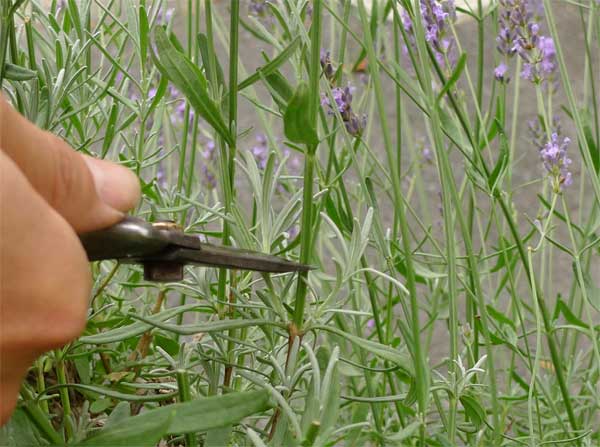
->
xmin=80 ymin=217 xmax=311 ymax=281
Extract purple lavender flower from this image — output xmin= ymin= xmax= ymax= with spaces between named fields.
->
xmin=320 ymin=49 xmax=336 ymax=82
xmin=250 ymin=134 xmax=269 ymax=169
xmin=401 ymin=1 xmax=457 ymax=70
xmin=321 ymin=86 xmax=353 ymax=117
xmin=321 ymin=85 xmax=366 ymax=137
xmin=346 ymin=114 xmax=367 ymax=137
xmin=495 ymin=0 xmax=556 ymax=84
xmin=332 ymin=85 xmax=353 ymax=115
xmin=538 ymin=36 xmax=556 ymax=74
xmin=494 ymin=62 xmax=510 ymax=83
xmin=540 ymin=133 xmax=572 ymax=188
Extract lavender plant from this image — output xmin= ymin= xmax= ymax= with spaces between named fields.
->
xmin=1 ymin=0 xmax=599 ymax=446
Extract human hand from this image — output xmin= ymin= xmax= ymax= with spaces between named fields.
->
xmin=0 ymin=95 xmax=140 ymax=424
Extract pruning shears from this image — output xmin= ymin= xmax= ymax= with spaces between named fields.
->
xmin=80 ymin=216 xmax=310 ymax=282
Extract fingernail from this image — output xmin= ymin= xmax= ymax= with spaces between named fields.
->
xmin=84 ymin=156 xmax=141 ymax=212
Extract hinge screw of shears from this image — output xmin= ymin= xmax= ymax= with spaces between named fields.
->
xmin=143 ymin=220 xmax=185 ymax=282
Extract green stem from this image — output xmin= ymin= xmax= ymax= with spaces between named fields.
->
xmin=176 ymin=369 xmax=197 ymax=447
xmin=474 ymin=0 xmax=484 ymax=141
xmin=228 ymin=0 xmax=239 ymax=174
xmin=55 ymin=350 xmax=73 ymax=441
xmin=292 ymin=0 xmax=322 ymax=330
xmin=0 ymin=0 xmax=13 ymax=87
xmin=222 ymin=0 xmax=240 ymax=391
xmin=35 ymin=359 xmax=49 ymax=414
xmin=292 ymin=152 xmax=315 ymax=329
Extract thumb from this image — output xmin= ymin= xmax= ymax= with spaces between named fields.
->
xmin=0 ymin=96 xmax=140 ymax=232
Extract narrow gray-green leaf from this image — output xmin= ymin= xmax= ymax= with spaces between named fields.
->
xmin=238 ymin=37 xmax=300 ymax=91
xmin=79 ymin=303 xmax=206 ymax=344
xmin=77 ymin=409 xmax=172 ymax=446
xmin=130 ymin=315 xmax=285 ymax=336
xmin=152 ymin=27 xmax=233 ymax=146
xmin=109 ymin=390 xmax=269 ymax=436
xmin=4 ymin=63 xmax=36 ymax=81
xmin=312 ymin=325 xmax=414 ymax=377
xmin=41 ymin=383 xmax=177 ymax=403
xmin=138 ymin=6 xmax=149 ymax=72
xmin=436 ymin=52 xmax=467 ymax=103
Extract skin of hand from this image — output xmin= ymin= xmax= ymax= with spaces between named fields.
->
xmin=0 ymin=95 xmax=140 ymax=425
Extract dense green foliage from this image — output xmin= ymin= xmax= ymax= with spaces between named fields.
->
xmin=1 ymin=0 xmax=599 ymax=445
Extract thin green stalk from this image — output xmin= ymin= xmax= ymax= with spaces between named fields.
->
xmin=579 ymin=3 xmax=599 ymax=145
xmin=55 ymin=350 xmax=74 ymax=440
xmin=336 ymin=0 xmax=351 ymax=75
xmin=175 ymin=0 xmax=197 ymax=329
xmin=223 ymin=0 xmax=240 ymax=391
xmin=176 ymin=369 xmax=197 ymax=447
xmin=25 ymin=17 xmax=37 ymax=71
xmin=292 ymin=152 xmax=316 ymax=329
xmin=227 ymin=0 xmax=239 ymax=180
xmin=0 ymin=0 xmax=13 ymax=87
xmin=35 ymin=359 xmax=49 ymax=414
xmin=527 ymin=248 xmax=543 ymax=446
xmin=474 ymin=0 xmax=484 ymax=141
xmin=292 ymin=0 xmax=322 ymax=331
xmin=203 ymin=0 xmax=219 ymax=94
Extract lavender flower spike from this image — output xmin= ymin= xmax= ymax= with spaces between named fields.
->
xmin=495 ymin=0 xmax=557 ymax=84
xmin=321 ymin=84 xmax=366 ymax=137
xmin=540 ymin=133 xmax=572 ymax=189
xmin=401 ymin=1 xmax=457 ymax=70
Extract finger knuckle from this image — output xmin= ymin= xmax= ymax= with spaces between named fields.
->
xmin=48 ymin=137 xmax=83 ymax=210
